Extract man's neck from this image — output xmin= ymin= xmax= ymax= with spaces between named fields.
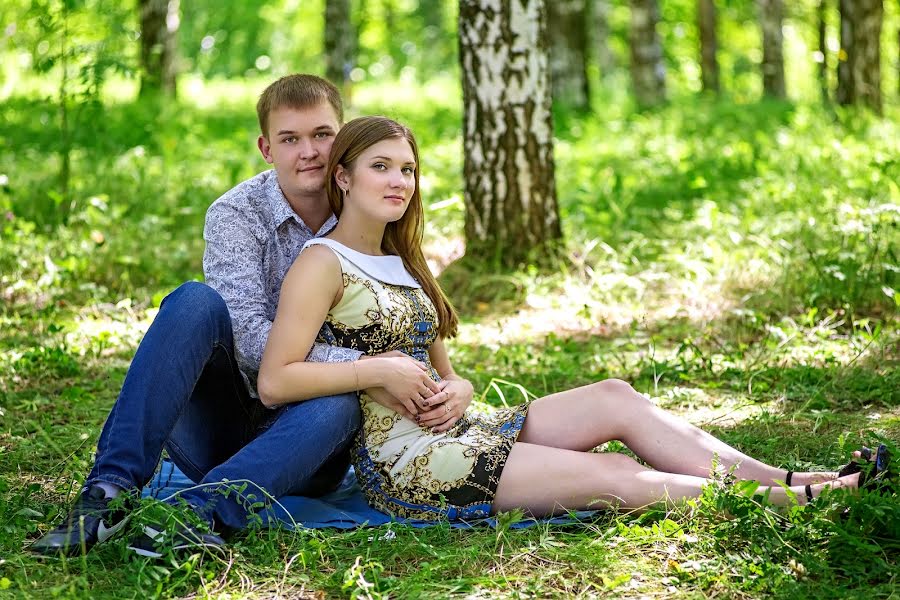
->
xmin=281 ymin=187 xmax=332 ymax=233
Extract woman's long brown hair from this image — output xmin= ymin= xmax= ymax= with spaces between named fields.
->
xmin=325 ymin=116 xmax=459 ymax=339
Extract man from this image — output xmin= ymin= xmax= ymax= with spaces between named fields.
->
xmin=32 ymin=74 xmax=473 ymax=557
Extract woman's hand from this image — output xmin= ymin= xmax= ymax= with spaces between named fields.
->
xmin=416 ymin=377 xmax=474 ymax=433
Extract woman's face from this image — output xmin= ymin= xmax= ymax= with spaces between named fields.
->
xmin=337 ymin=137 xmax=416 ymax=224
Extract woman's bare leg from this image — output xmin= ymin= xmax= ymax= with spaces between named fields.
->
xmin=492 ymin=443 xmax=859 ymax=516
xmin=518 ymin=379 xmax=835 ymax=486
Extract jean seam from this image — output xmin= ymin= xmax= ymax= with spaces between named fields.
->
xmin=94 ymin=391 xmax=125 ymax=486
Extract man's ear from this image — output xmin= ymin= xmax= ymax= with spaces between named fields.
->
xmin=257 ymin=135 xmax=274 ymax=164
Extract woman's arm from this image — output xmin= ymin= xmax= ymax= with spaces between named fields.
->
xmin=258 ymin=245 xmax=440 ymax=408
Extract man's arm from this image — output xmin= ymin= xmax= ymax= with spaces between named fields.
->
xmin=203 ymin=201 xmax=274 ymax=388
xmin=203 ymin=198 xmax=413 ymax=406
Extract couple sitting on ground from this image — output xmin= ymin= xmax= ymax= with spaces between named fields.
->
xmin=33 ymin=74 xmax=888 ymax=558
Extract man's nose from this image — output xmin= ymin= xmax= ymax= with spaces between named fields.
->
xmin=298 ymin=138 xmax=316 ymax=158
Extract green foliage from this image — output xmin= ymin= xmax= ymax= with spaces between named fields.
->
xmin=1 ymin=5 xmax=899 ymax=595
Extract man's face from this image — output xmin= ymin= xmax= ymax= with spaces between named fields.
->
xmin=257 ymin=102 xmax=341 ymax=200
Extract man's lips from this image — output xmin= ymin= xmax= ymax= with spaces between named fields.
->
xmin=297 ymin=165 xmax=323 ymax=173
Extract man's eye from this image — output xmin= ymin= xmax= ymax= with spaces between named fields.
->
xmin=315 ymin=132 xmax=330 ymax=139
xmin=283 ymin=137 xmax=296 ymax=143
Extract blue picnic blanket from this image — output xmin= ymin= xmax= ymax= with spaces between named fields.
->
xmin=143 ymin=459 xmax=597 ymax=529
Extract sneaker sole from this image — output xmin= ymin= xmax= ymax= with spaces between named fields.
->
xmin=127 ymin=525 xmax=225 ymax=558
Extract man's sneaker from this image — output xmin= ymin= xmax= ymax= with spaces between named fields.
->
xmin=127 ymin=519 xmax=226 ymax=559
xmin=30 ymin=485 xmax=130 ymax=556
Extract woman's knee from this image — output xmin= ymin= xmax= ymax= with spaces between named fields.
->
xmin=590 ymin=378 xmax=642 ymax=402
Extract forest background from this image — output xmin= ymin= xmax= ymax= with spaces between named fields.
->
xmin=0 ymin=0 xmax=898 ymax=598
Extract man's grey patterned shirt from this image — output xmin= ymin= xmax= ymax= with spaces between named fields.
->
xmin=203 ymin=169 xmax=362 ymax=397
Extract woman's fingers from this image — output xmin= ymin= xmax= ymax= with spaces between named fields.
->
xmin=431 ymin=414 xmax=460 ymax=433
xmin=417 ymin=400 xmax=458 ymax=427
xmin=415 ymin=390 xmax=451 ymax=411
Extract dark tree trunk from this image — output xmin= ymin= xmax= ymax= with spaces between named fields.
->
xmin=758 ymin=0 xmax=786 ymax=98
xmin=458 ymin=0 xmax=563 ymax=269
xmin=548 ymin=0 xmax=591 ymax=111
xmin=139 ymin=0 xmax=178 ymax=98
xmin=594 ymin=0 xmax=616 ymax=76
xmin=325 ymin=0 xmax=354 ymax=87
xmin=818 ymin=0 xmax=829 ymax=101
xmin=629 ymin=0 xmax=666 ymax=108
xmin=418 ymin=0 xmax=444 ymax=31
xmin=698 ymin=0 xmax=720 ymax=93
xmin=837 ymin=0 xmax=883 ymax=112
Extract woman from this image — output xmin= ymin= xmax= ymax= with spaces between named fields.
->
xmin=258 ymin=116 xmax=870 ymax=521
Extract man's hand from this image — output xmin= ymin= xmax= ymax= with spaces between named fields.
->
xmin=416 ymin=377 xmax=474 ymax=433
xmin=364 ymin=386 xmax=418 ymax=420
xmin=360 ymin=351 xmax=442 ymax=408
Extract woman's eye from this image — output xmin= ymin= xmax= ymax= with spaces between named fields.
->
xmin=402 ymin=167 xmax=414 ymax=175
xmin=372 ymin=163 xmax=386 ymax=170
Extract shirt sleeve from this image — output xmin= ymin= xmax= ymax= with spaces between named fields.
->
xmin=203 ymin=200 xmax=273 ymax=390
xmin=203 ymin=200 xmax=363 ymax=396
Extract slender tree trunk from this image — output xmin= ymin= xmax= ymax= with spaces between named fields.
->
xmin=139 ymin=0 xmax=179 ymax=98
xmin=325 ymin=0 xmax=354 ymax=87
xmin=818 ymin=0 xmax=829 ymax=101
xmin=698 ymin=0 xmax=720 ymax=93
xmin=548 ymin=0 xmax=590 ymax=111
xmin=758 ymin=0 xmax=786 ymax=98
xmin=418 ymin=0 xmax=444 ymax=31
xmin=836 ymin=0 xmax=883 ymax=112
xmin=594 ymin=0 xmax=616 ymax=77
xmin=59 ymin=2 xmax=71 ymax=222
xmin=458 ymin=0 xmax=563 ymax=269
xmin=629 ymin=0 xmax=666 ymax=108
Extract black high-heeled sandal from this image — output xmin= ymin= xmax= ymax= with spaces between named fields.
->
xmin=837 ymin=446 xmax=873 ymax=478
xmin=858 ymin=444 xmax=892 ymax=492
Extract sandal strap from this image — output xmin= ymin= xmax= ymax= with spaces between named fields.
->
xmin=805 ymin=484 xmax=814 ymax=504
xmin=785 ymin=471 xmax=793 ymax=486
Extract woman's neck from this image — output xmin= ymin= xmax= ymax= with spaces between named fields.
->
xmin=328 ymin=214 xmax=387 ymax=256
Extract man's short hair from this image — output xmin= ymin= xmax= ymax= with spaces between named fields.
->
xmin=256 ymin=74 xmax=344 ymax=137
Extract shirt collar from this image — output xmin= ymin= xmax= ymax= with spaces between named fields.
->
xmin=265 ymin=170 xmax=337 ymax=236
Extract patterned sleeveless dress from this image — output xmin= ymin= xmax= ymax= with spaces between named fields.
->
xmin=304 ymin=239 xmax=529 ymax=521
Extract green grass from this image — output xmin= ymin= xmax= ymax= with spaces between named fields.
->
xmin=1 ymin=71 xmax=898 ymax=597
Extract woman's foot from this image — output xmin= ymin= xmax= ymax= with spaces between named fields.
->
xmin=783 ymin=470 xmax=839 ymax=486
xmin=802 ymin=471 xmax=862 ymax=504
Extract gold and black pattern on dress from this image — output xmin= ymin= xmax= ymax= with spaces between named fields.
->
xmin=309 ymin=242 xmax=529 ymax=521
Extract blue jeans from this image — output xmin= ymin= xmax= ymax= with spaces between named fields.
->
xmin=85 ymin=282 xmax=361 ymax=529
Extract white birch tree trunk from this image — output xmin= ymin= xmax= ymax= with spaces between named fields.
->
xmin=458 ymin=0 xmax=563 ymax=269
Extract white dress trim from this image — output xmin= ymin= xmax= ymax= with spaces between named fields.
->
xmin=303 ymin=238 xmax=421 ymax=288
